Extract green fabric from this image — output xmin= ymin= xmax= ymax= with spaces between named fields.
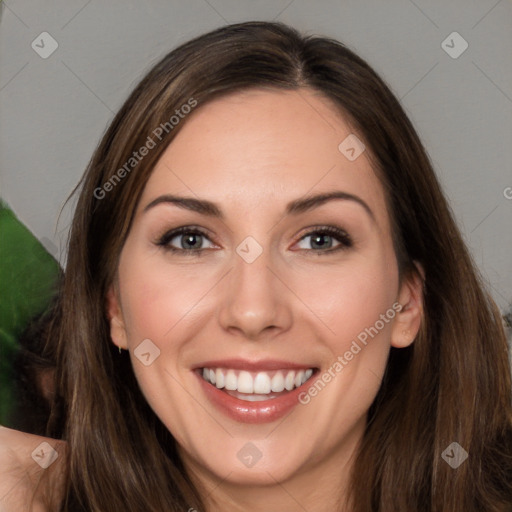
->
xmin=0 ymin=200 xmax=60 ymax=425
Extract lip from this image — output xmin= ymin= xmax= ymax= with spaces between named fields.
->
xmin=193 ymin=363 xmax=318 ymax=424
xmin=192 ymin=358 xmax=314 ymax=372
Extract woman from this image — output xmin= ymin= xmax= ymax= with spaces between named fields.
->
xmin=1 ymin=21 xmax=511 ymax=512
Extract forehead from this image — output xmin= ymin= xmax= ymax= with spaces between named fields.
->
xmin=140 ymin=88 xmax=389 ymax=230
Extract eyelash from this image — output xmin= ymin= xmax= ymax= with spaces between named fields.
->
xmin=155 ymin=225 xmax=353 ymax=256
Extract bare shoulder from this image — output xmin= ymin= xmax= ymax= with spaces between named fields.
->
xmin=0 ymin=426 xmax=67 ymax=512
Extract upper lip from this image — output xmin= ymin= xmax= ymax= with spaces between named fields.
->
xmin=193 ymin=358 xmax=317 ymax=372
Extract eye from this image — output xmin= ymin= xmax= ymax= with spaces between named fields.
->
xmin=155 ymin=225 xmax=353 ymax=255
xmin=294 ymin=226 xmax=353 ymax=253
xmin=155 ymin=226 xmax=216 ymax=253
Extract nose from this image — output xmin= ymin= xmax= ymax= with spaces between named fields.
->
xmin=217 ymin=244 xmax=293 ymax=341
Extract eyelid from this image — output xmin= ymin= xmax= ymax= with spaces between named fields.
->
xmin=155 ymin=226 xmax=218 ymax=251
xmin=155 ymin=224 xmax=353 ymax=254
xmin=292 ymin=225 xmax=353 ymax=252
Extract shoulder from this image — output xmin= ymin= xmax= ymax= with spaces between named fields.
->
xmin=0 ymin=426 xmax=67 ymax=512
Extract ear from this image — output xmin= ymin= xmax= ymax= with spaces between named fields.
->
xmin=106 ymin=285 xmax=128 ymax=350
xmin=390 ymin=261 xmax=424 ymax=348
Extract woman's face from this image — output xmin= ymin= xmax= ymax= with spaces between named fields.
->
xmin=108 ymin=88 xmax=422 ymax=491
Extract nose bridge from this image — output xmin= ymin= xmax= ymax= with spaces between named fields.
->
xmin=217 ymin=237 xmax=292 ymax=339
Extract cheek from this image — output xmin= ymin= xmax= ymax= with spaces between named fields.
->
xmin=117 ymin=248 xmax=204 ymax=437
xmin=291 ymin=251 xmax=399 ymax=353
xmin=293 ymin=254 xmax=398 ymax=434
xmin=117 ymin=247 xmax=213 ymax=344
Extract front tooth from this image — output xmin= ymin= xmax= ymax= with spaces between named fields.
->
xmin=271 ymin=371 xmax=285 ymax=392
xmin=225 ymin=370 xmax=237 ymax=390
xmin=237 ymin=371 xmax=254 ymax=393
xmin=209 ymin=369 xmax=216 ymax=385
xmin=215 ymin=368 xmax=225 ymax=389
xmin=284 ymin=371 xmax=296 ymax=391
xmin=253 ymin=372 xmax=271 ymax=394
xmin=294 ymin=370 xmax=305 ymax=388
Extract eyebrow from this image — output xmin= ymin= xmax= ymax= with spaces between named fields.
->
xmin=143 ymin=191 xmax=375 ymax=223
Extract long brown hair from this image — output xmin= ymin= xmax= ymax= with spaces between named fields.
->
xmin=47 ymin=21 xmax=512 ymax=511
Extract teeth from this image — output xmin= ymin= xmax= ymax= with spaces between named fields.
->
xmin=284 ymin=371 xmax=295 ymax=391
xmin=229 ymin=391 xmax=277 ymax=402
xmin=200 ymin=367 xmax=315 ymax=395
xmin=240 ymin=394 xmax=272 ymax=402
xmin=237 ymin=371 xmax=253 ymax=393
xmin=271 ymin=372 xmax=285 ymax=392
xmin=225 ymin=369 xmax=237 ymax=391
xmin=254 ymin=372 xmax=271 ymax=394
xmin=215 ymin=368 xmax=225 ymax=389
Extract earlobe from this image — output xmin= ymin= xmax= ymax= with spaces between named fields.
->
xmin=391 ymin=262 xmax=424 ymax=348
xmin=106 ymin=286 xmax=128 ymax=350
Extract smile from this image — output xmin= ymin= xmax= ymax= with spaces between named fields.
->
xmin=200 ymin=367 xmax=315 ymax=400
xmin=193 ymin=360 xmax=319 ymax=423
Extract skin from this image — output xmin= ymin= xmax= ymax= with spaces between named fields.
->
xmin=107 ymin=88 xmax=423 ymax=512
xmin=0 ymin=426 xmax=66 ymax=512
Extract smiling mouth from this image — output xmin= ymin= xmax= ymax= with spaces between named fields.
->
xmin=198 ymin=367 xmax=317 ymax=402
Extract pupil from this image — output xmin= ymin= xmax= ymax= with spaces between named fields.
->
xmin=183 ymin=234 xmax=200 ymax=249
xmin=312 ymin=234 xmax=332 ymax=249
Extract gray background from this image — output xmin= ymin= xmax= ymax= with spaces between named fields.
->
xmin=1 ymin=0 xmax=511 ymax=314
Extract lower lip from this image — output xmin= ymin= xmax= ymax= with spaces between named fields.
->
xmin=195 ymin=370 xmax=314 ymax=424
